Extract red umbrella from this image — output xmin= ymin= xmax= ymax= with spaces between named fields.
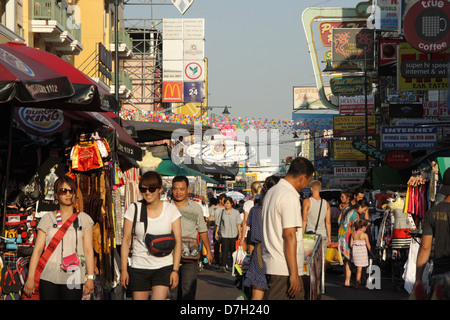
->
xmin=0 ymin=41 xmax=118 ymax=111
xmin=0 ymin=41 xmax=119 ymax=235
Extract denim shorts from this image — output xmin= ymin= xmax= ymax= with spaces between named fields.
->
xmin=128 ymin=265 xmax=173 ymax=291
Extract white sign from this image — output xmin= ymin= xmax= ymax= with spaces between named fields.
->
xmin=183 ymin=18 xmax=204 ymax=39
xmin=339 ymin=94 xmax=375 ymax=114
xmin=184 ymin=39 xmax=205 ymax=60
xmin=334 ymin=167 xmax=366 ymax=177
xmin=162 ymin=40 xmax=183 ymax=60
xmin=163 ymin=60 xmax=184 ymax=81
xmin=163 ymin=19 xmax=183 ymax=39
xmin=184 ymin=61 xmax=204 ymax=82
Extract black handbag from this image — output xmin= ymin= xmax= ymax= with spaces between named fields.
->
xmin=144 ymin=233 xmax=176 ymax=257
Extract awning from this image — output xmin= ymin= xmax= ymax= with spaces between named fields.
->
xmin=156 ymin=157 xmax=218 ymax=184
xmin=127 ymin=120 xmax=210 ymax=142
xmin=184 ymin=162 xmax=237 ymax=182
xmin=13 ymin=108 xmax=142 ymax=161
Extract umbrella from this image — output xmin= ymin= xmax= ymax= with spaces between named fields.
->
xmin=226 ymin=191 xmax=246 ymax=201
xmin=0 ymin=41 xmax=118 ymax=111
xmin=0 ymin=41 xmax=119 ymax=236
xmin=156 ymin=158 xmax=218 ymax=184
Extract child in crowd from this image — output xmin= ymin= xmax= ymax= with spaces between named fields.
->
xmin=350 ymin=219 xmax=373 ymax=289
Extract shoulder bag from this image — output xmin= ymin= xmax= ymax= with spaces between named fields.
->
xmin=305 ymin=199 xmax=323 ymax=235
xmin=32 ymin=211 xmax=80 ymax=292
xmin=132 ymin=200 xmax=175 ymax=258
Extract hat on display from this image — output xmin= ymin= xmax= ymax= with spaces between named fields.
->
xmin=438 ymin=168 xmax=450 ymax=197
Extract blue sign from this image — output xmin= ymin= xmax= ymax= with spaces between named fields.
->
xmin=381 ymin=126 xmax=437 ymax=150
xmin=183 ymin=82 xmax=204 ymax=103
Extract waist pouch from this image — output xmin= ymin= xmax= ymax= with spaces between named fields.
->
xmin=144 ymin=233 xmax=176 ymax=257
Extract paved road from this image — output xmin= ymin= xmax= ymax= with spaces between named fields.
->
xmin=195 ymin=263 xmax=410 ymax=300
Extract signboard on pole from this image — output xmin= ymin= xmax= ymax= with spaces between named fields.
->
xmin=330 ymin=76 xmax=372 ymax=96
xmin=331 ymin=28 xmax=375 ymax=70
xmin=334 ymin=167 xmax=366 ymax=176
xmin=163 ymin=18 xmax=205 ymax=102
xmin=339 ymin=94 xmax=375 ymax=114
xmin=381 ymin=126 xmax=437 ymax=150
xmin=333 ymin=140 xmax=376 ymax=161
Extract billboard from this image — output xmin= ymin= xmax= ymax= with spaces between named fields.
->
xmin=162 ymin=19 xmax=205 ymax=103
xmin=339 ymin=94 xmax=375 ymax=114
xmin=397 ymin=43 xmax=449 ymax=90
xmin=293 ymin=86 xmax=332 ymax=110
xmin=333 ymin=115 xmax=376 ymax=137
xmin=333 ymin=140 xmax=376 ymax=161
xmin=331 ymin=28 xmax=375 ymax=70
xmin=381 ymin=126 xmax=437 ymax=150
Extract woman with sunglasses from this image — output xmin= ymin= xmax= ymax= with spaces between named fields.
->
xmin=24 ymin=175 xmax=95 ymax=300
xmin=121 ymin=171 xmax=182 ymax=300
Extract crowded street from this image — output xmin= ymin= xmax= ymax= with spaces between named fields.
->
xmin=0 ymin=0 xmax=449 ymax=304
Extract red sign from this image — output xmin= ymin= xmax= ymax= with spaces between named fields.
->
xmin=403 ymin=0 xmax=450 ymax=53
xmin=384 ymin=150 xmax=413 ymax=169
xmin=163 ymin=82 xmax=183 ymax=102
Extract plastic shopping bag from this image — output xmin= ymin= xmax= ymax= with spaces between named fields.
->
xmin=232 ymin=246 xmax=247 ymax=276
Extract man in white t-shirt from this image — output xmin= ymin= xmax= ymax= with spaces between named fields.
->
xmin=262 ymin=157 xmax=314 ymax=300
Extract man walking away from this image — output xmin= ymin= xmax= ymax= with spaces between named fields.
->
xmin=262 ymin=157 xmax=314 ymax=300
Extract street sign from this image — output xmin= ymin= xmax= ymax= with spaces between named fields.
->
xmin=351 ymin=140 xmax=385 ymax=162
xmin=384 ymin=150 xmax=413 ymax=169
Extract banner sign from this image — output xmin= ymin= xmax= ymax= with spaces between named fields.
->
xmin=397 ymin=43 xmax=449 ymax=90
xmin=331 ymin=28 xmax=375 ymax=70
xmin=339 ymin=94 xmax=375 ymax=114
xmin=293 ymin=86 xmax=332 ymax=110
xmin=333 ymin=140 xmax=376 ymax=161
xmin=333 ymin=115 xmax=376 ymax=137
xmin=381 ymin=126 xmax=437 ymax=150
xmin=330 ymin=76 xmax=372 ymax=96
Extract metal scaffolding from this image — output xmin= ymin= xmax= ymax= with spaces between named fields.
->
xmin=122 ymin=1 xmax=173 ymax=112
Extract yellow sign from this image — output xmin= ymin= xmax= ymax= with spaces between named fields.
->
xmin=397 ymin=43 xmax=449 ymax=90
xmin=333 ymin=140 xmax=376 ymax=161
xmin=333 ymin=115 xmax=376 ymax=137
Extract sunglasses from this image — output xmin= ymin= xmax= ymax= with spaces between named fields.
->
xmin=58 ymin=188 xmax=74 ymax=195
xmin=139 ymin=186 xmax=161 ymax=193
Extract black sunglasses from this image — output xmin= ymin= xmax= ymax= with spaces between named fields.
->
xmin=139 ymin=186 xmax=161 ymax=193
xmin=58 ymin=188 xmax=74 ymax=195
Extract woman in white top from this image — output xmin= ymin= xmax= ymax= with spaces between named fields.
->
xmin=121 ymin=171 xmax=182 ymax=300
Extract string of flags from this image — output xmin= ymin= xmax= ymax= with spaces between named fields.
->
xmin=119 ymin=109 xmax=333 ymax=135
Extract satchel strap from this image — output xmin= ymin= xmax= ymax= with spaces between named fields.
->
xmin=35 ymin=211 xmax=80 ymax=289
xmin=313 ymin=199 xmax=323 ymax=233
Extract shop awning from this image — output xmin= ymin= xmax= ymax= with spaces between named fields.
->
xmin=184 ymin=162 xmax=237 ymax=182
xmin=13 ymin=108 xmax=142 ymax=161
xmin=127 ymin=120 xmax=210 ymax=142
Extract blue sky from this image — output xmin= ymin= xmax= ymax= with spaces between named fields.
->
xmin=124 ymin=0 xmax=360 ymax=120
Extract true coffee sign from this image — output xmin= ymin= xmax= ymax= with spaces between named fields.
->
xmin=404 ymin=0 xmax=450 ymax=53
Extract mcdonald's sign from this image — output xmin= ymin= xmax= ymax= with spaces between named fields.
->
xmin=163 ymin=82 xmax=183 ymax=102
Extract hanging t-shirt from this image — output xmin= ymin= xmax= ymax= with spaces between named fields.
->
xmin=37 ymin=156 xmax=66 ymax=213
xmin=124 ymin=201 xmax=181 ymax=270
